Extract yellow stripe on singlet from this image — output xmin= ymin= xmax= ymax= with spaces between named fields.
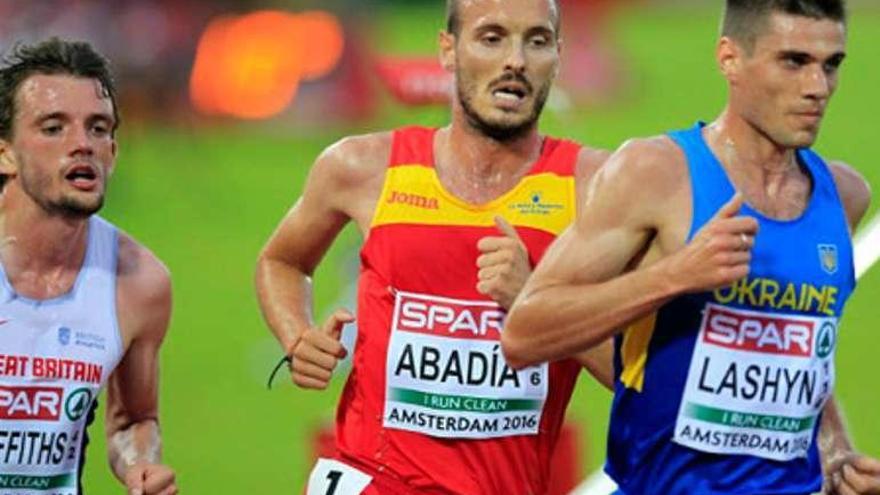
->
xmin=620 ymin=312 xmax=658 ymax=392
xmin=371 ymin=164 xmax=574 ymax=235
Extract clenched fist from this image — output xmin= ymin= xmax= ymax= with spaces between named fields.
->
xmin=665 ymin=193 xmax=759 ymax=293
xmin=125 ymin=463 xmax=177 ymax=495
xmin=825 ymin=453 xmax=880 ymax=495
xmin=289 ymin=308 xmax=354 ymax=390
xmin=476 ymin=216 xmax=531 ymax=309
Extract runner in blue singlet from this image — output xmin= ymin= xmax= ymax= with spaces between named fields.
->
xmin=505 ymin=1 xmax=880 ymax=494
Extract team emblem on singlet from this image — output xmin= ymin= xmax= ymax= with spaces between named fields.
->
xmin=818 ymin=244 xmax=839 ymax=275
xmin=673 ymin=303 xmax=836 ymax=461
xmin=383 ymin=291 xmax=548 ymax=439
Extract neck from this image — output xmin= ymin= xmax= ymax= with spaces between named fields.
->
xmin=438 ymin=105 xmax=543 ymax=179
xmin=0 ymin=185 xmax=90 ymax=280
xmin=704 ymin=107 xmax=814 ymax=220
xmin=707 ymin=107 xmax=799 ymax=176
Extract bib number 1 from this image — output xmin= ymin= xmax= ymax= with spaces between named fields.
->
xmin=325 ymin=470 xmax=341 ymax=494
xmin=306 ymin=458 xmax=373 ymax=495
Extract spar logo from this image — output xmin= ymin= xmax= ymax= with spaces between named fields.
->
xmin=0 ymin=385 xmax=63 ymax=421
xmin=394 ymin=292 xmax=504 ymax=340
xmin=701 ymin=304 xmax=818 ymax=357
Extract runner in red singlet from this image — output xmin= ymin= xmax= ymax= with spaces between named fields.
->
xmin=256 ymin=1 xmax=612 ymax=493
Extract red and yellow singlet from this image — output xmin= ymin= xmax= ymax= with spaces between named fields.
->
xmin=332 ymin=127 xmax=582 ymax=494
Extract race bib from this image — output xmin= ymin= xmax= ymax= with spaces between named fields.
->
xmin=306 ymin=459 xmax=372 ymax=495
xmin=673 ymin=303 xmax=836 ymax=461
xmin=0 ymin=384 xmax=97 ymax=495
xmin=383 ymin=291 xmax=548 ymax=439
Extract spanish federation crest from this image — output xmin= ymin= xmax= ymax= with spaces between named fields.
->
xmin=818 ymin=244 xmax=838 ymax=275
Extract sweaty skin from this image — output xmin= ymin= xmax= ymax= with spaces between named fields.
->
xmin=0 ymin=74 xmax=177 ymax=495
xmin=255 ymin=130 xmax=613 ymax=390
xmin=255 ymin=0 xmax=614 ymax=393
xmin=504 ymin=11 xmax=878 ymax=495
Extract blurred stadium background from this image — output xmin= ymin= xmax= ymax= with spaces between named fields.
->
xmin=2 ymin=0 xmax=876 ymax=493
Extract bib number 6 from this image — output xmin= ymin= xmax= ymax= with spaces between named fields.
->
xmin=306 ymin=458 xmax=372 ymax=495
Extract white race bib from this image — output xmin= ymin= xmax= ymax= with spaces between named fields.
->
xmin=383 ymin=291 xmax=548 ymax=439
xmin=306 ymin=459 xmax=372 ymax=495
xmin=673 ymin=303 xmax=836 ymax=460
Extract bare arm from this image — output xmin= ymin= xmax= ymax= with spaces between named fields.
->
xmin=476 ymin=145 xmax=618 ymax=388
xmin=570 ymin=147 xmax=617 ymax=390
xmin=829 ymin=161 xmax=873 ymax=237
xmin=822 ymin=397 xmax=880 ymax=494
xmin=255 ymin=145 xmax=355 ymax=352
xmin=476 ymin=147 xmax=611 ymax=310
xmin=107 ymin=235 xmax=176 ymax=495
xmin=503 ymin=138 xmax=758 ymax=369
xmin=820 ymin=162 xmax=879 ymax=495
xmin=254 ymin=133 xmax=389 ymax=388
xmin=503 ymin=139 xmax=679 ymax=369
xmin=573 ymin=338 xmax=615 ymax=390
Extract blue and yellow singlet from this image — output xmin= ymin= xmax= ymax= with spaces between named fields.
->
xmin=606 ymin=122 xmax=856 ymax=495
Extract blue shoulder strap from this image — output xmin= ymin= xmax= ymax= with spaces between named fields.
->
xmin=668 ymin=122 xmax=736 ymax=241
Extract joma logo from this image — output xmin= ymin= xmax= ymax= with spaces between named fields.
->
xmin=387 ymin=191 xmax=439 ymax=210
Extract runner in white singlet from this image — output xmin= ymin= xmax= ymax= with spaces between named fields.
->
xmin=0 ymin=39 xmax=177 ymax=495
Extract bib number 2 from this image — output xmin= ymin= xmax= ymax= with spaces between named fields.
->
xmin=306 ymin=458 xmax=373 ymax=495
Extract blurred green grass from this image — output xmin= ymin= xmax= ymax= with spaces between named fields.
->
xmin=83 ymin=3 xmax=879 ymax=493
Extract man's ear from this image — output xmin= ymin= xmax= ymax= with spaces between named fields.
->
xmin=439 ymin=30 xmax=456 ymax=73
xmin=0 ymin=140 xmax=18 ymax=178
xmin=107 ymin=139 xmax=118 ymax=177
xmin=717 ymin=36 xmax=743 ymax=84
xmin=552 ymin=36 xmax=563 ymax=80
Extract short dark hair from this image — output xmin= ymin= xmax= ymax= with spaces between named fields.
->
xmin=722 ymin=0 xmax=847 ymax=51
xmin=445 ymin=0 xmax=561 ymax=37
xmin=0 ymin=38 xmax=119 ymax=140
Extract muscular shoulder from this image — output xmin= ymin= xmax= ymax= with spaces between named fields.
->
xmin=116 ymin=232 xmax=172 ymax=347
xmin=595 ymin=136 xmax=688 ymax=205
xmin=574 ymin=146 xmax=612 ymax=183
xmin=574 ymin=135 xmax=690 ymax=236
xmin=314 ymin=131 xmax=393 ymax=189
xmin=827 ymin=161 xmax=873 ymax=231
xmin=306 ymin=131 xmax=393 ymax=221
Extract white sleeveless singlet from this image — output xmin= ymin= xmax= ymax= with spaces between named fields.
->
xmin=0 ymin=216 xmax=124 ymax=495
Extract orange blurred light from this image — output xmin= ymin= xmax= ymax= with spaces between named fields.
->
xmin=189 ymin=10 xmax=345 ymax=120
xmin=295 ymin=11 xmax=345 ymax=80
xmin=189 ymin=15 xmax=236 ymax=115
